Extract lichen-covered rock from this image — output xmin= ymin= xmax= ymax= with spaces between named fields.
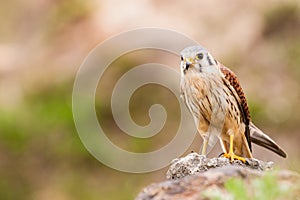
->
xmin=166 ymin=153 xmax=273 ymax=180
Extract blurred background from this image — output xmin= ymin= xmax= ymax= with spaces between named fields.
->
xmin=1 ymin=0 xmax=300 ymax=199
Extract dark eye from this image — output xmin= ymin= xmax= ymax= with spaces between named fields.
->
xmin=196 ymin=53 xmax=203 ymax=60
xmin=180 ymin=56 xmax=184 ymax=61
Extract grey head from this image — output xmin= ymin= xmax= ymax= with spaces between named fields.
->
xmin=180 ymin=45 xmax=218 ymax=75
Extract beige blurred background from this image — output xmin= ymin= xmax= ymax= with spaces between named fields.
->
xmin=1 ymin=0 xmax=300 ymax=199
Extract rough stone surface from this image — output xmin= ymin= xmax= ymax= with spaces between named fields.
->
xmin=136 ymin=153 xmax=300 ymax=200
xmin=166 ymin=153 xmax=273 ymax=180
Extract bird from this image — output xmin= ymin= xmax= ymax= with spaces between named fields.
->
xmin=180 ymin=45 xmax=287 ymax=162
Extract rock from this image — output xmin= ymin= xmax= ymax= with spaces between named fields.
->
xmin=166 ymin=153 xmax=273 ymax=180
xmin=136 ymin=153 xmax=300 ymax=200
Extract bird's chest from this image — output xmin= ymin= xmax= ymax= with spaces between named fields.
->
xmin=181 ymin=75 xmax=239 ymax=123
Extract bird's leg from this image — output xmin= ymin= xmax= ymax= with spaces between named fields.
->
xmin=223 ymin=134 xmax=246 ymax=163
xmin=198 ymin=118 xmax=209 ymax=155
xmin=201 ymin=138 xmax=208 ymax=155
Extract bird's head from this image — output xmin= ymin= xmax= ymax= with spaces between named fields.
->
xmin=180 ymin=45 xmax=218 ymax=76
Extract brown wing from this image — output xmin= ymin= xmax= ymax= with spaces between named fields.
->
xmin=219 ymin=63 xmax=252 ymax=151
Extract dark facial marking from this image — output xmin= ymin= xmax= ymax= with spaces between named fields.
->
xmin=214 ymin=59 xmax=218 ymax=65
xmin=207 ymin=55 xmax=213 ymax=66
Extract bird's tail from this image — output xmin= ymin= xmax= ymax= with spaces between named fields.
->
xmin=249 ymin=122 xmax=287 ymax=158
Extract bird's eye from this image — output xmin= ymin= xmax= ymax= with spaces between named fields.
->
xmin=196 ymin=53 xmax=203 ymax=60
xmin=180 ymin=56 xmax=184 ymax=61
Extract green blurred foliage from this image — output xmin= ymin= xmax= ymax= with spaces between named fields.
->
xmin=203 ymin=172 xmax=300 ymax=200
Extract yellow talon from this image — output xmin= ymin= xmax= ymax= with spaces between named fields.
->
xmin=223 ymin=134 xmax=246 ymax=163
xmin=223 ymin=152 xmax=246 ymax=163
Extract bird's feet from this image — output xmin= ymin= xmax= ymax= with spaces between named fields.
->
xmin=223 ymin=152 xmax=246 ymax=163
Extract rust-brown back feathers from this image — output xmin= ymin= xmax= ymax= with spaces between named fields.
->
xmin=219 ymin=63 xmax=252 ymax=151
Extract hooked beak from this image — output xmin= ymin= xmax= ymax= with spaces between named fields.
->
xmin=183 ymin=62 xmax=202 ymax=73
xmin=183 ymin=57 xmax=194 ymax=74
xmin=185 ymin=62 xmax=191 ymax=70
xmin=183 ymin=61 xmax=191 ymax=74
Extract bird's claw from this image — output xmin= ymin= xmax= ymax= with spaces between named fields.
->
xmin=223 ymin=152 xmax=246 ymax=163
xmin=218 ymin=152 xmax=225 ymax=157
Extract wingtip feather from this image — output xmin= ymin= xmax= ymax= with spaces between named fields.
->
xmin=249 ymin=122 xmax=287 ymax=158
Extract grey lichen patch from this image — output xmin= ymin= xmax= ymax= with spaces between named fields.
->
xmin=166 ymin=153 xmax=273 ymax=180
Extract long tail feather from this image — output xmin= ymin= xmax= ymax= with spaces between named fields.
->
xmin=249 ymin=122 xmax=287 ymax=158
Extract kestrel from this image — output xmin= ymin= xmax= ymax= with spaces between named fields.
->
xmin=180 ymin=45 xmax=287 ymax=162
